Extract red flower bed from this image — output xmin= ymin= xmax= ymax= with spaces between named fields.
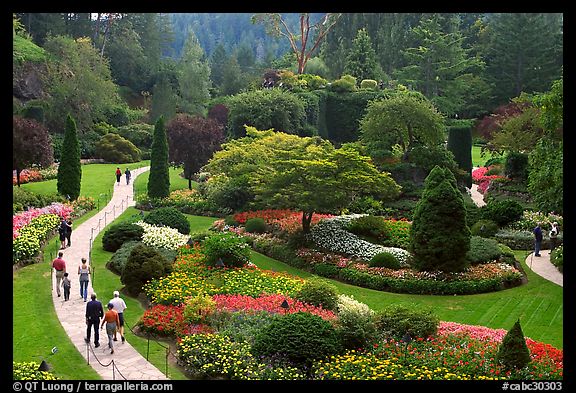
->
xmin=233 ymin=209 xmax=333 ymax=234
xmin=212 ymin=293 xmax=337 ymax=320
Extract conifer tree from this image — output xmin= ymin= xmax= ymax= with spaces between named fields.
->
xmin=56 ymin=114 xmax=82 ymax=201
xmin=147 ymin=115 xmax=170 ymax=199
xmin=497 ymin=319 xmax=531 ymax=371
xmin=410 ymin=165 xmax=470 ymax=272
xmin=344 ymin=28 xmax=380 ymax=82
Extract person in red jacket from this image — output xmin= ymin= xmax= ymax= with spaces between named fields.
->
xmin=115 ymin=167 xmax=122 ymax=185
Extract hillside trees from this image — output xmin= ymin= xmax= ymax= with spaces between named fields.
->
xmin=13 ymin=116 xmax=54 ymax=187
xmin=177 ymin=31 xmax=211 ymax=115
xmin=56 ymin=114 xmax=82 ymax=201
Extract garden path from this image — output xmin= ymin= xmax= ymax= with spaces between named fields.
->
xmin=525 ymin=249 xmax=563 ymax=287
xmin=49 ymin=166 xmax=170 ymax=380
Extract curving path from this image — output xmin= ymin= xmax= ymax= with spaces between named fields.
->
xmin=468 ymin=168 xmax=562 ymax=287
xmin=50 ymin=166 xmax=170 ymax=380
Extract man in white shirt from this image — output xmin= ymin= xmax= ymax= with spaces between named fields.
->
xmin=109 ymin=290 xmax=127 ymax=343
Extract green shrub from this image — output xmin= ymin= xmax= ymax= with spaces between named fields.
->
xmin=245 ymin=217 xmax=267 ymax=233
xmin=187 ymin=230 xmax=214 ymax=245
xmin=374 ymin=304 xmax=439 ymax=340
xmin=293 ymin=277 xmax=339 ymax=312
xmin=369 ymin=252 xmax=401 ymax=269
xmin=466 ymin=236 xmax=503 ymax=264
xmin=143 ymin=207 xmax=191 ymax=234
xmin=346 ymin=215 xmax=386 ymax=238
xmin=202 ymin=232 xmax=251 ymax=268
xmin=121 ymin=244 xmax=172 ymax=296
xmin=496 ymin=319 xmax=531 ymax=371
xmin=550 ymin=245 xmax=563 ymax=272
xmin=251 ymin=312 xmax=342 ymax=369
xmin=95 ymin=132 xmax=141 ymax=163
xmin=470 ymin=219 xmax=499 ymax=238
xmin=336 ymin=295 xmax=377 ymax=350
xmin=13 ymin=187 xmax=65 ymax=213
xmin=206 ymin=310 xmax=276 ymax=345
xmin=102 ymin=221 xmax=144 ymax=252
xmin=504 ymin=151 xmax=529 ymax=181
xmin=182 ymin=294 xmax=216 ymax=325
xmin=481 ymin=199 xmax=524 ymax=227
xmin=108 ymin=240 xmax=177 ymax=275
xmin=328 ymin=74 xmax=357 ymax=93
xmin=347 ymin=196 xmax=385 ymax=215
xmin=312 ymin=263 xmax=340 ymax=278
xmin=360 ymin=79 xmax=378 ymax=90
xmin=13 ymin=361 xmax=58 ymax=380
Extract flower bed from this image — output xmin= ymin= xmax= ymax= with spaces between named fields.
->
xmin=472 ymin=166 xmax=507 ymax=194
xmin=13 ymin=202 xmax=73 ymax=239
xmin=13 ymin=169 xmax=43 ymax=185
xmin=135 ymin=221 xmax=190 ymax=251
xmin=233 ymin=209 xmax=333 ymax=234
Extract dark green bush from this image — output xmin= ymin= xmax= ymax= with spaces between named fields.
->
xmin=202 ymin=232 xmax=251 ymax=268
xmin=245 ymin=217 xmax=267 ymax=233
xmin=121 ymin=244 xmax=172 ymax=296
xmin=496 ymin=319 xmax=531 ymax=371
xmin=470 ymin=219 xmax=499 ymax=238
xmin=102 ymin=221 xmax=144 ymax=252
xmin=369 ymin=252 xmax=400 ymax=269
xmin=504 ymin=151 xmax=529 ymax=181
xmin=346 ymin=215 xmax=385 ymax=238
xmin=481 ymin=200 xmax=524 ymax=227
xmin=293 ymin=277 xmax=339 ymax=312
xmin=466 ymin=236 xmax=503 ymax=264
xmin=95 ymin=133 xmax=141 ymax=163
xmin=108 ymin=240 xmax=177 ymax=275
xmin=143 ymin=207 xmax=190 ymax=234
xmin=374 ymin=304 xmax=439 ymax=340
xmin=312 ymin=263 xmax=340 ymax=278
xmin=347 ymin=196 xmax=385 ymax=215
xmin=251 ymin=312 xmax=342 ymax=369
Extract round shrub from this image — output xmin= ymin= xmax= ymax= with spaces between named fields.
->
xmin=369 ymin=251 xmax=401 ymax=269
xmin=374 ymin=304 xmax=439 ymax=340
xmin=470 ymin=219 xmax=499 ymax=238
xmin=102 ymin=221 xmax=145 ymax=252
xmin=244 ymin=217 xmax=267 ymax=233
xmin=481 ymin=200 xmax=524 ymax=227
xmin=143 ymin=207 xmax=191 ymax=234
xmin=294 ymin=277 xmax=339 ymax=312
xmin=346 ymin=215 xmax=385 ymax=238
xmin=107 ymin=240 xmax=177 ymax=275
xmin=466 ymin=236 xmax=503 ymax=264
xmin=251 ymin=312 xmax=342 ymax=369
xmin=95 ymin=132 xmax=141 ymax=163
xmin=121 ymin=244 xmax=172 ymax=296
xmin=504 ymin=151 xmax=529 ymax=181
xmin=202 ymin=232 xmax=251 ymax=268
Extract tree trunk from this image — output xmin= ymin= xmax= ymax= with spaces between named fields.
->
xmin=302 ymin=211 xmax=314 ymax=233
xmin=16 ymin=168 xmax=21 ymax=187
xmin=188 ymin=177 xmax=192 ymax=190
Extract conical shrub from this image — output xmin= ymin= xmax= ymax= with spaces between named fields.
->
xmin=496 ymin=319 xmax=531 ymax=371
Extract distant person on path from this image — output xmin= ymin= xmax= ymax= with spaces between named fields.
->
xmin=65 ymin=219 xmax=73 ymax=247
xmin=52 ymin=251 xmax=66 ymax=297
xmin=101 ymin=303 xmax=120 ymax=354
xmin=58 ymin=218 xmax=68 ymax=249
xmin=125 ymin=168 xmax=131 ymax=185
xmin=115 ymin=167 xmax=122 ymax=185
xmin=85 ymin=293 xmax=104 ymax=348
xmin=533 ymin=223 xmax=543 ymax=257
xmin=61 ymin=272 xmax=71 ymax=301
xmin=78 ymin=258 xmax=91 ymax=302
xmin=549 ymin=222 xmax=560 ymax=251
xmin=109 ymin=290 xmax=127 ymax=343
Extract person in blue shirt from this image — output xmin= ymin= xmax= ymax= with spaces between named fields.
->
xmin=533 ymin=223 xmax=543 ymax=257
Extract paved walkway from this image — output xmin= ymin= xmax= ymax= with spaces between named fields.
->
xmin=468 ymin=168 xmax=562 ymax=287
xmin=50 ymin=166 xmax=170 ymax=380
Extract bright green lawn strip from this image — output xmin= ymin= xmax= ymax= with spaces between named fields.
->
xmin=13 ymin=236 xmax=101 ymax=379
xmin=472 ymin=145 xmax=500 ymax=168
xmin=250 ymin=249 xmax=562 ymax=349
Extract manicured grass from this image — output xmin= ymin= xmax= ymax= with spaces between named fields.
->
xmin=472 ymin=145 xmax=500 ymax=167
xmin=250 ymin=249 xmax=563 ymax=349
xmin=133 ymin=166 xmax=196 ymax=201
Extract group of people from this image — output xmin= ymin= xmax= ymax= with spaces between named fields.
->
xmin=116 ymin=167 xmax=131 ymax=185
xmin=532 ymin=221 xmax=560 ymax=257
xmin=52 ymin=253 xmax=127 ymax=355
xmin=58 ymin=218 xmax=73 ymax=250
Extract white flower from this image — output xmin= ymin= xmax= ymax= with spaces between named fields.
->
xmin=135 ymin=221 xmax=190 ymax=251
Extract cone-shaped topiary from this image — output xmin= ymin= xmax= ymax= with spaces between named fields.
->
xmin=147 ymin=115 xmax=170 ymax=199
xmin=497 ymin=319 xmax=531 ymax=371
xmin=410 ymin=165 xmax=470 ymax=272
xmin=57 ymin=114 xmax=82 ymax=201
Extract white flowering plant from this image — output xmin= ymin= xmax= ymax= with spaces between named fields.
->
xmin=135 ymin=221 xmax=190 ymax=251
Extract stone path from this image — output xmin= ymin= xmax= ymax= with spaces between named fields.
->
xmin=50 ymin=166 xmax=170 ymax=380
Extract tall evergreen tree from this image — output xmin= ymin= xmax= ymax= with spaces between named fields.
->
xmin=177 ymin=31 xmax=211 ymax=115
xmin=147 ymin=115 xmax=170 ymax=199
xmin=210 ymin=43 xmax=228 ymax=89
xmin=409 ymin=165 xmax=470 ymax=272
xmin=150 ymin=77 xmax=177 ymax=123
xmin=57 ymin=114 xmax=82 ymax=201
xmin=485 ymin=13 xmax=563 ymax=106
xmin=344 ymin=28 xmax=380 ymax=82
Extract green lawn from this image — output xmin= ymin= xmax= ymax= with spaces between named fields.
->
xmin=472 ymin=145 xmax=500 ymax=167
xmin=133 ymin=166 xmax=197 ymax=201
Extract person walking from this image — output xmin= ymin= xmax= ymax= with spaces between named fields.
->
xmin=78 ymin=258 xmax=91 ymax=302
xmin=51 ymin=251 xmax=66 ymax=297
xmin=533 ymin=223 xmax=543 ymax=257
xmin=58 ymin=218 xmax=68 ymax=249
xmin=109 ymin=290 xmax=127 ymax=343
xmin=115 ymin=167 xmax=122 ymax=185
xmin=101 ymin=303 xmax=120 ymax=354
xmin=549 ymin=222 xmax=560 ymax=251
xmin=61 ymin=272 xmax=71 ymax=301
xmin=85 ymin=293 xmax=104 ymax=348
xmin=65 ymin=219 xmax=73 ymax=248
xmin=125 ymin=168 xmax=131 ymax=185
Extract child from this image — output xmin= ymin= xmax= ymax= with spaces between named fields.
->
xmin=62 ymin=272 xmax=71 ymax=301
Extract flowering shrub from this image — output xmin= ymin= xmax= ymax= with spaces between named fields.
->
xmin=139 ymin=304 xmax=188 ymax=337
xmin=472 ymin=166 xmax=507 ymax=194
xmin=70 ymin=196 xmax=96 ymax=216
xmin=509 ymin=210 xmax=563 ymax=231
xmin=217 ymin=267 xmax=304 ymax=298
xmin=310 ymin=215 xmax=412 ymax=266
xmin=296 ymin=248 xmax=355 ymax=268
xmin=233 ymin=209 xmax=333 ymax=234
xmin=38 ymin=165 xmax=58 ymax=180
xmin=13 ymin=169 xmax=43 ymax=185
xmin=135 ymin=221 xmax=190 ymax=250
xmin=212 ymin=294 xmax=337 ymax=321
xmin=13 ymin=213 xmax=62 ymax=263
xmin=13 ymin=202 xmax=73 ymax=239
xmin=143 ymin=271 xmax=218 ymax=305
xmin=13 ymin=361 xmax=58 ymax=380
